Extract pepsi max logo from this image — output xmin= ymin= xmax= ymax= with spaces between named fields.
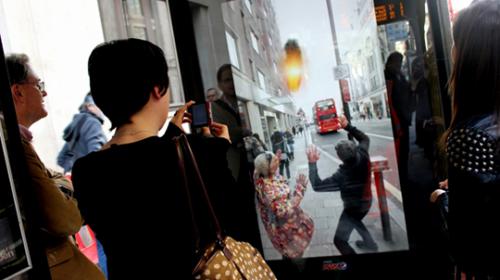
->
xmin=322 ymin=261 xmax=347 ymax=271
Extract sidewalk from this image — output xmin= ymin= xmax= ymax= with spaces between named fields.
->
xmin=258 ymin=127 xmax=409 ymax=260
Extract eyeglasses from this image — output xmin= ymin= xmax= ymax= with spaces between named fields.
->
xmin=19 ymin=80 xmax=45 ymax=92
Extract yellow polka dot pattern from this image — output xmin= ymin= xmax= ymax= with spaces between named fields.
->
xmin=193 ymin=237 xmax=277 ymax=280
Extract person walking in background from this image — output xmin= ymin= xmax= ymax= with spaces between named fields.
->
xmin=253 ymin=133 xmax=268 ymax=152
xmin=6 ymin=53 xmax=104 ymax=280
xmin=58 ymin=93 xmax=107 ymax=173
xmin=242 ymin=129 xmax=265 ymax=175
xmin=71 ymin=39 xmax=238 ymax=279
xmin=57 ymin=93 xmax=108 ymax=277
xmin=253 ymin=151 xmax=314 ymax=259
xmin=307 ymin=115 xmax=377 ymax=255
xmin=270 ymin=129 xmax=290 ymax=178
xmin=270 ymin=129 xmax=283 ymax=154
xmin=284 ymin=130 xmax=295 ymax=161
xmin=444 ymin=1 xmax=500 ymax=278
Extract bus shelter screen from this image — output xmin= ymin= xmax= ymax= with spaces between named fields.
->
xmin=217 ymin=0 xmax=409 ymax=260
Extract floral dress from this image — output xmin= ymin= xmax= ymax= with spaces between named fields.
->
xmin=255 ymin=174 xmax=314 ymax=258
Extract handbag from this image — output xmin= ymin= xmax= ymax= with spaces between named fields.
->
xmin=173 ymin=135 xmax=277 ymax=280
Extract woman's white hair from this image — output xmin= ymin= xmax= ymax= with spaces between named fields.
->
xmin=253 ymin=151 xmax=275 ymax=179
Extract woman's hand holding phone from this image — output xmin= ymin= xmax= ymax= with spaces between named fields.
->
xmin=202 ymin=122 xmax=231 ymax=144
xmin=171 ymin=100 xmax=195 ymax=131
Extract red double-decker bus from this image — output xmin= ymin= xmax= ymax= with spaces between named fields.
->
xmin=313 ymin=98 xmax=340 ymax=134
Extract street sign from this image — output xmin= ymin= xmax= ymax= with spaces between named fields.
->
xmin=333 ymin=64 xmax=349 ymax=80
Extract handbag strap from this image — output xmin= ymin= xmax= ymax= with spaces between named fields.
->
xmin=174 ymin=137 xmax=201 ymax=251
xmin=174 ymin=134 xmax=224 ymax=243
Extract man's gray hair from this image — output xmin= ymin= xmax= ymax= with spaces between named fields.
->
xmin=335 ymin=140 xmax=357 ymax=162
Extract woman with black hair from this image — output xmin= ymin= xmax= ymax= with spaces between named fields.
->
xmin=72 ymin=39 xmax=238 ymax=279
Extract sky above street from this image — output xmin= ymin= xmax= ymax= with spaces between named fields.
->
xmin=272 ymin=0 xmax=343 ymax=120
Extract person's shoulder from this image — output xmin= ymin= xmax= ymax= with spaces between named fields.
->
xmin=72 ymin=149 xmax=103 ymax=171
xmin=356 ymin=145 xmax=369 ymax=157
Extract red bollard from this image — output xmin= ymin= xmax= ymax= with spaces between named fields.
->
xmin=370 ymin=156 xmax=392 ymax=242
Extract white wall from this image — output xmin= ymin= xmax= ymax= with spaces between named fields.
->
xmin=0 ymin=0 xmax=105 ymax=169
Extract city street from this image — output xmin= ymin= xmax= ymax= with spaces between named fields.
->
xmin=258 ymin=118 xmax=409 ymax=260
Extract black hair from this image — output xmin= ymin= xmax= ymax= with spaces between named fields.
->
xmin=448 ymin=0 xmax=500 ymax=128
xmin=88 ymin=39 xmax=169 ymax=129
xmin=5 ymin=53 xmax=30 ymax=84
xmin=216 ymin=64 xmax=232 ymax=83
xmin=385 ymin=52 xmax=403 ymax=75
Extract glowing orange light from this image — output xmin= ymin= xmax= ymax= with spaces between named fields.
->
xmin=283 ymin=39 xmax=304 ymax=92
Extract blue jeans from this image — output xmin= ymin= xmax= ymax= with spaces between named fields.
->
xmin=96 ymin=240 xmax=108 ymax=278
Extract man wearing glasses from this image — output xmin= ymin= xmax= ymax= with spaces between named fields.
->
xmin=7 ymin=55 xmax=47 ymax=133
xmin=6 ymin=53 xmax=104 ymax=280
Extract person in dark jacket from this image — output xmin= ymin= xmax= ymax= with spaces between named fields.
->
xmin=306 ymin=115 xmax=377 ymax=255
xmin=58 ymin=93 xmax=107 ymax=173
xmin=444 ymin=1 xmax=500 ymax=277
xmin=72 ymin=39 xmax=238 ymax=279
xmin=253 ymin=133 xmax=268 ymax=152
xmin=270 ymin=129 xmax=290 ymax=178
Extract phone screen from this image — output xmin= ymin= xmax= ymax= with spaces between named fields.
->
xmin=191 ymin=103 xmax=209 ymax=127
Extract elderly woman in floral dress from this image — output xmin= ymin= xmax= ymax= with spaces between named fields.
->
xmin=253 ymin=151 xmax=314 ymax=258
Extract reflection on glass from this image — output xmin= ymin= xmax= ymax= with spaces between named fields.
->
xmin=214 ymin=0 xmax=409 ymax=260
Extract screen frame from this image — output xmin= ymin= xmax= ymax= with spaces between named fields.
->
xmin=167 ymin=0 xmax=444 ymax=278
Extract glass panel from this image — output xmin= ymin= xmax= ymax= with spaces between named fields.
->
xmin=210 ymin=0 xmax=411 ymax=260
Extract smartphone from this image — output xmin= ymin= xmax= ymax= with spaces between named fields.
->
xmin=189 ymin=102 xmax=212 ymax=128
